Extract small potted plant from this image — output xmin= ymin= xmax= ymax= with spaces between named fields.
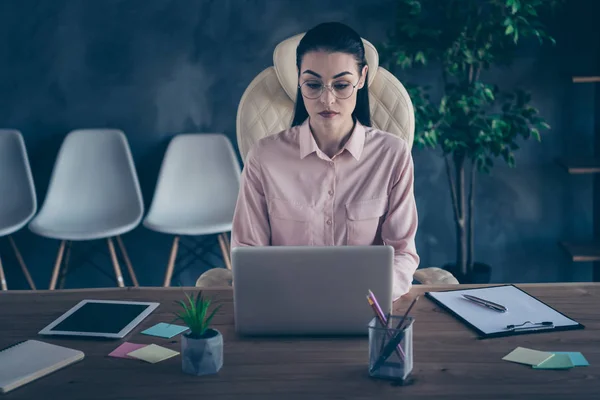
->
xmin=173 ymin=291 xmax=223 ymax=376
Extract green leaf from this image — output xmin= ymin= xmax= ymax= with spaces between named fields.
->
xmin=505 ymin=24 xmax=514 ymax=35
xmin=526 ymin=5 xmax=538 ymax=16
xmin=539 ymin=121 xmax=551 ymax=130
xmin=204 ymin=304 xmax=222 ymax=329
xmin=511 ymin=0 xmax=521 ymax=14
xmin=507 ymin=153 xmax=516 ymax=167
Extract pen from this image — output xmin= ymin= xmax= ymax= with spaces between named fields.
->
xmin=395 ymin=294 xmax=419 ymax=331
xmin=506 ymin=321 xmax=553 ymax=330
xmin=462 ymin=294 xmax=507 ymax=313
xmin=370 ymin=295 xmax=419 ymax=372
xmin=366 ymin=291 xmax=405 ymax=359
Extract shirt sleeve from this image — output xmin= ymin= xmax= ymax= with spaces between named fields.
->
xmin=230 ymin=146 xmax=271 ymax=248
xmin=380 ymin=141 xmax=420 ymax=300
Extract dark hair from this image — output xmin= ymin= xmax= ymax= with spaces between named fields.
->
xmin=291 ymin=22 xmax=371 ymax=127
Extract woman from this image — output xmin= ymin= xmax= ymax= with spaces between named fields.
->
xmin=230 ymin=22 xmax=419 ymax=299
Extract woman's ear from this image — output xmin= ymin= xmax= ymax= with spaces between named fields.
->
xmin=358 ymin=65 xmax=369 ymax=88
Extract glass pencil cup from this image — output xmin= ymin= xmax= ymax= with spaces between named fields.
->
xmin=368 ymin=316 xmax=414 ymax=382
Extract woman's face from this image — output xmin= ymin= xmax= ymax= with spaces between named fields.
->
xmin=298 ymin=51 xmax=368 ymax=131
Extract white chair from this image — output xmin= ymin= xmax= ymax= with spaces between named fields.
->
xmin=28 ymin=129 xmax=144 ymax=290
xmin=143 ymin=134 xmax=241 ymax=287
xmin=234 ymin=32 xmax=458 ymax=286
xmin=0 ymin=130 xmax=37 ymax=290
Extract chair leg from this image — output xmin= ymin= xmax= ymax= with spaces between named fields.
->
xmin=218 ymin=233 xmax=232 ymax=270
xmin=7 ymin=235 xmax=36 ymax=290
xmin=107 ymin=238 xmax=125 ymax=288
xmin=116 ymin=236 xmax=139 ymax=287
xmin=0 ymin=253 xmax=7 ymax=290
xmin=223 ymin=232 xmax=231 ymax=255
xmin=58 ymin=241 xmax=72 ymax=290
xmin=163 ymin=236 xmax=180 ymax=287
xmin=49 ymin=241 xmax=66 ymax=290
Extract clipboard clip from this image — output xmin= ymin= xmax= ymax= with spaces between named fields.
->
xmin=505 ymin=321 xmax=554 ymax=332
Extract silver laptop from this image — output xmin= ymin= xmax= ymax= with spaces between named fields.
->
xmin=231 ymin=245 xmax=393 ymax=336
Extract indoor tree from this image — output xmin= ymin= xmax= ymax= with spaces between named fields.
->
xmin=380 ymin=0 xmax=562 ymax=282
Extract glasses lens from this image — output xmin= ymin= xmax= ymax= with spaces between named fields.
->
xmin=301 ymin=81 xmax=323 ymax=99
xmin=332 ymin=81 xmax=354 ymax=99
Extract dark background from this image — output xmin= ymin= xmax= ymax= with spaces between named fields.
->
xmin=0 ymin=0 xmax=598 ymax=290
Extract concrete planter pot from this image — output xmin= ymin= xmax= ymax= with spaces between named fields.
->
xmin=181 ymin=328 xmax=223 ymax=376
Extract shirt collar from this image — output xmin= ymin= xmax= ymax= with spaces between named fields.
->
xmin=298 ymin=118 xmax=366 ymax=161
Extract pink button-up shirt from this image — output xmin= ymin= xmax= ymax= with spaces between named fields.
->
xmin=231 ymin=118 xmax=420 ymax=299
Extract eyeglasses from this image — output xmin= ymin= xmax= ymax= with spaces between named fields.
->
xmin=298 ymin=79 xmax=360 ymax=99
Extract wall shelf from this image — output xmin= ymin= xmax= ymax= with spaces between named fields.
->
xmin=556 ymin=158 xmax=600 ymax=174
xmin=559 ymin=241 xmax=600 ymax=262
xmin=572 ymin=76 xmax=600 ymax=83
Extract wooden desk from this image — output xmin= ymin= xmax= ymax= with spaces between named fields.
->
xmin=1 ymin=283 xmax=599 ymax=399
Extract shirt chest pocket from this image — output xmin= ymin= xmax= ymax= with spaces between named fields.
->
xmin=268 ymin=198 xmax=313 ymax=246
xmin=345 ymin=197 xmax=388 ymax=245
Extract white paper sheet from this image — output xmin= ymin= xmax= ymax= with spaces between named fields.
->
xmin=426 ymin=285 xmax=580 ymax=335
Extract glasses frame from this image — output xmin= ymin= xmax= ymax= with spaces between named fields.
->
xmin=298 ymin=78 xmax=361 ymax=100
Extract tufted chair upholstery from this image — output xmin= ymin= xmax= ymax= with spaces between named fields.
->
xmin=196 ymin=32 xmax=458 ymax=289
xmin=236 ymin=33 xmax=415 ymax=162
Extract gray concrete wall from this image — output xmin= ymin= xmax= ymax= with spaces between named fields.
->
xmin=0 ymin=0 xmax=597 ymax=289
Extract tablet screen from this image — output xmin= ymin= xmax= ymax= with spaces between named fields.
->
xmin=52 ymin=302 xmax=153 ymax=334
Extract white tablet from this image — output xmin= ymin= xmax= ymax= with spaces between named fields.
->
xmin=38 ymin=300 xmax=160 ymax=339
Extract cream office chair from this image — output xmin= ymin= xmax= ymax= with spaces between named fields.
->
xmin=196 ymin=32 xmax=458 ymax=288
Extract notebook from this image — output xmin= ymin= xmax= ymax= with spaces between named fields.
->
xmin=425 ymin=285 xmax=585 ymax=338
xmin=0 ymin=340 xmax=84 ymax=394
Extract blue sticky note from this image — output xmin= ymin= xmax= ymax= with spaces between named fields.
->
xmin=552 ymin=352 xmax=589 ymax=367
xmin=532 ymin=353 xmax=573 ymax=370
xmin=141 ymin=323 xmax=189 ymax=338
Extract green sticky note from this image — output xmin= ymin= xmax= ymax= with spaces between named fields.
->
xmin=502 ymin=347 xmax=554 ymax=366
xmin=127 ymin=344 xmax=179 ymax=364
xmin=550 ymin=352 xmax=589 ymax=367
xmin=533 ymin=353 xmax=574 ymax=369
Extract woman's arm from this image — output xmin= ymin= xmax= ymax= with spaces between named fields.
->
xmin=380 ymin=142 xmax=420 ymax=299
xmin=230 ymin=147 xmax=271 ymax=248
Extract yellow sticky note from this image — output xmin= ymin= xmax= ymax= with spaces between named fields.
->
xmin=127 ymin=344 xmax=180 ymax=364
xmin=533 ymin=353 xmax=574 ymax=370
xmin=502 ymin=347 xmax=554 ymax=366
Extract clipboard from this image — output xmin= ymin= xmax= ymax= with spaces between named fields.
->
xmin=425 ymin=284 xmax=585 ymax=339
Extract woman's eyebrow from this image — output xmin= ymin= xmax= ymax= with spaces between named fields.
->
xmin=302 ymin=70 xmax=354 ymax=79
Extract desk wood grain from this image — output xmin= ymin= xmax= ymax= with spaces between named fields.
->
xmin=0 ymin=283 xmax=599 ymax=399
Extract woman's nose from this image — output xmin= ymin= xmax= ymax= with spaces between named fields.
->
xmin=320 ymin=86 xmax=336 ymax=105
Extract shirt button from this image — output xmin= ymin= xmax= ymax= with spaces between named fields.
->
xmin=328 ymin=190 xmax=334 ymax=196
xmin=326 ymin=219 xmax=332 ymax=225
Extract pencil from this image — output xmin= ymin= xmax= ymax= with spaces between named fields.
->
xmin=366 ymin=292 xmax=405 ymax=360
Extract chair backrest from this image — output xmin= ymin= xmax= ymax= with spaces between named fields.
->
xmin=38 ymin=129 xmax=143 ymax=219
xmin=145 ymin=134 xmax=241 ymax=221
xmin=0 ymin=130 xmax=37 ymax=234
xmin=236 ymin=32 xmax=415 ymax=162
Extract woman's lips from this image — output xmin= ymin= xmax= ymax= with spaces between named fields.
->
xmin=319 ymin=111 xmax=338 ymax=118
